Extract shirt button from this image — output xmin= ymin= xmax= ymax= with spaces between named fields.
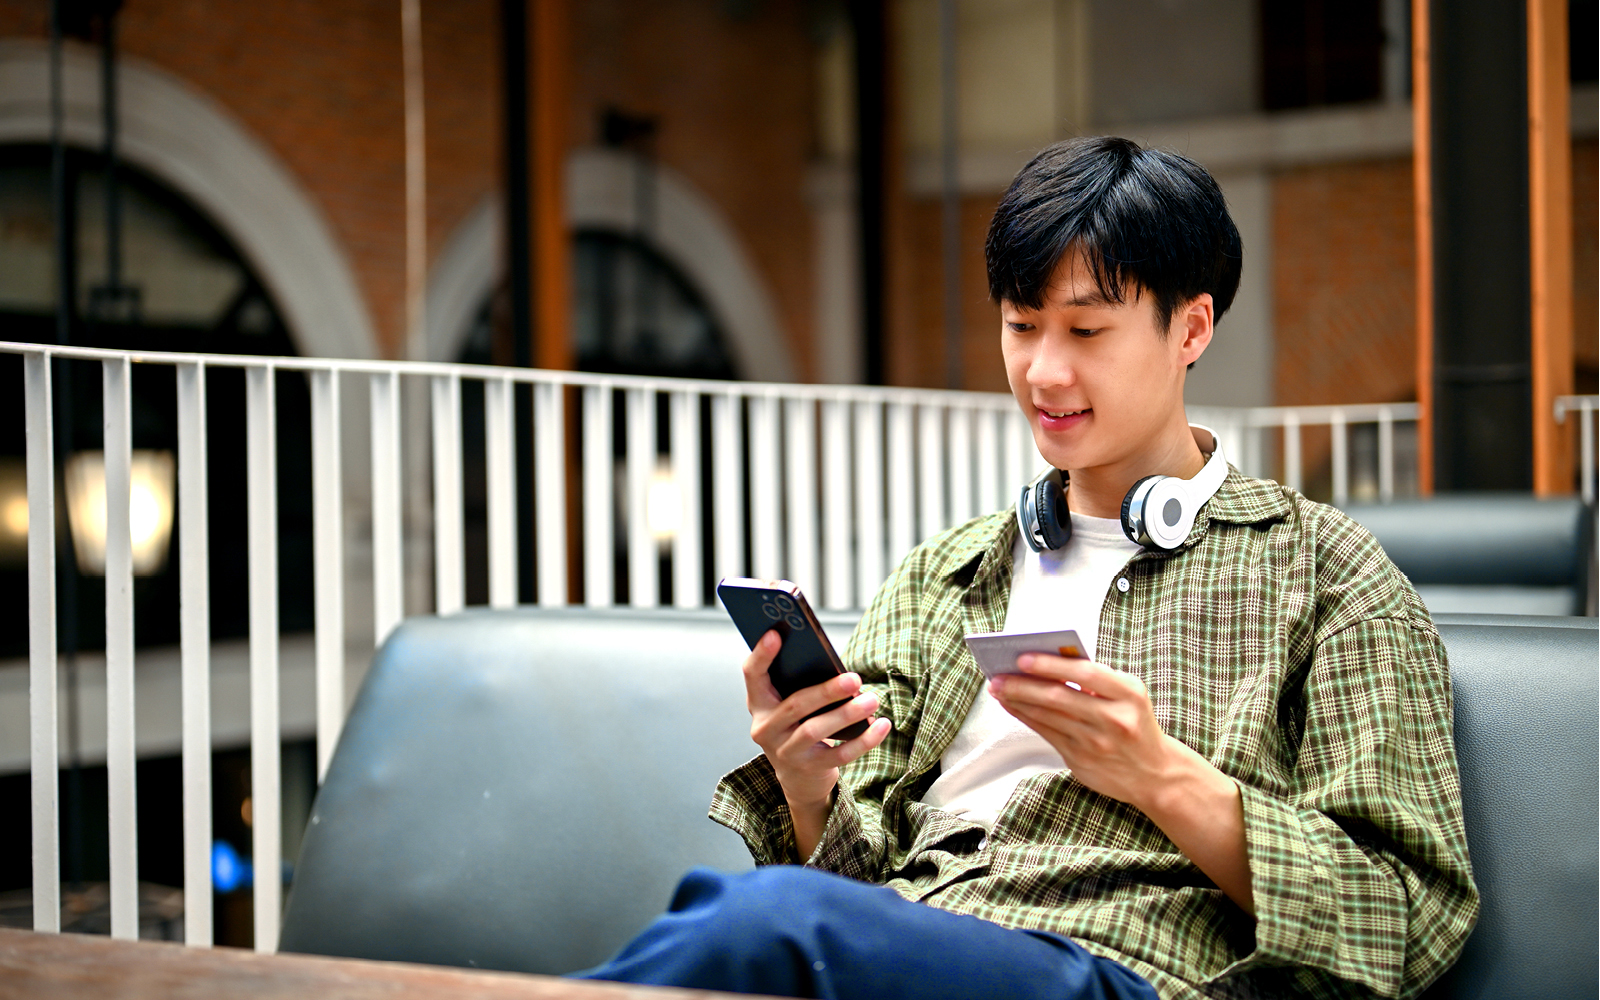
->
xmin=977 ymin=837 xmax=988 ymax=851
xmin=1116 ymin=577 xmax=1130 ymax=593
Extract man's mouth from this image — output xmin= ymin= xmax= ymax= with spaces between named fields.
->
xmin=1039 ymin=407 xmax=1089 ymax=419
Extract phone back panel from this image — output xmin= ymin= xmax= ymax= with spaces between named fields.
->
xmin=717 ymin=582 xmax=843 ymax=699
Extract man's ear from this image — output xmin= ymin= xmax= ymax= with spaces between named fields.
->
xmin=1174 ymin=294 xmax=1214 ymax=367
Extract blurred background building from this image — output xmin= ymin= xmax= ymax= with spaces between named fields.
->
xmin=0 ymin=0 xmax=1593 ymax=946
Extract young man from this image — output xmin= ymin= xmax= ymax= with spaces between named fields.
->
xmin=575 ymin=136 xmax=1478 ymax=999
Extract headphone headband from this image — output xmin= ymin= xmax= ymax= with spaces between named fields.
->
xmin=1016 ymin=423 xmax=1229 ymax=554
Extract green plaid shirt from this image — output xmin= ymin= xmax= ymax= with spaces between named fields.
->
xmin=711 ymin=470 xmax=1478 ymax=1000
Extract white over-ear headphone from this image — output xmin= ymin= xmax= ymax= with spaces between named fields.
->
xmin=1017 ymin=424 xmax=1229 ymax=553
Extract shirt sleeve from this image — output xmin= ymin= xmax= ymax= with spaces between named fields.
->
xmin=1219 ymin=610 xmax=1480 ymax=999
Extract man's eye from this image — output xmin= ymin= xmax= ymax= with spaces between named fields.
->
xmin=1007 ymin=322 xmax=1034 ymax=333
xmin=1071 ymin=327 xmax=1100 ymax=337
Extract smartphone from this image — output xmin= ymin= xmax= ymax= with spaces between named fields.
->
xmin=716 ymin=577 xmax=869 ymax=740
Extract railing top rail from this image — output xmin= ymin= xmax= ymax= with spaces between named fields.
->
xmin=0 ymin=340 xmax=1020 ymax=409
xmin=0 ymin=340 xmax=1429 ymax=424
xmin=1194 ymin=401 xmax=1421 ymax=425
xmin=1555 ymin=394 xmax=1600 ymax=418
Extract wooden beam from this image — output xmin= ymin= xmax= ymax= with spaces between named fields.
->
xmin=529 ymin=0 xmax=571 ymax=372
xmin=1412 ymin=0 xmax=1434 ymax=495
xmin=0 ymin=927 xmax=742 ymax=1000
xmin=1529 ymin=0 xmax=1575 ymax=495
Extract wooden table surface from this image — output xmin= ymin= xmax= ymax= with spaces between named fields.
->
xmin=0 ymin=928 xmax=770 ymax=1000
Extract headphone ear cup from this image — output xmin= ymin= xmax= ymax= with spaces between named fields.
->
xmin=1140 ymin=478 xmax=1196 ymax=550
xmin=1121 ymin=475 xmax=1162 ymax=545
xmin=1034 ymin=474 xmax=1072 ymax=551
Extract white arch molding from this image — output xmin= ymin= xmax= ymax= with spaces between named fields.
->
xmin=425 ymin=148 xmax=797 ymax=383
xmin=0 ymin=40 xmax=377 ymax=360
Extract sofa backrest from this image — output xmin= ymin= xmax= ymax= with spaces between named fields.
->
xmin=280 ymin=607 xmax=1599 ymax=998
xmin=279 ymin=606 xmax=833 ymax=973
xmin=1342 ymin=495 xmax=1593 ymax=615
xmin=1422 ymin=614 xmax=1598 ymax=1000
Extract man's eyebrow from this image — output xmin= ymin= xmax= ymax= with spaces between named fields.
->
xmin=1052 ymin=291 xmax=1117 ymax=308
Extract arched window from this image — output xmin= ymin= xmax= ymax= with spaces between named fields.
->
xmin=0 ymin=144 xmax=313 ymax=656
xmin=571 ymin=229 xmax=737 ymax=380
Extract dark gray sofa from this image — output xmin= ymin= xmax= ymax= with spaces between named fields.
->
xmin=280 ymin=606 xmax=1598 ymax=999
xmin=1341 ymin=495 xmax=1595 ymax=616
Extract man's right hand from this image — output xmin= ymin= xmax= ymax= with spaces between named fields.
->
xmin=741 ymin=630 xmax=892 ymax=860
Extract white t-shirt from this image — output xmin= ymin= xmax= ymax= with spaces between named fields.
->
xmin=920 ymin=512 xmax=1143 ymax=830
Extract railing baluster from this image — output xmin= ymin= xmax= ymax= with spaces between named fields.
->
xmin=887 ymin=401 xmax=915 ymax=567
xmin=750 ymin=394 xmax=782 ymax=580
xmin=712 ymin=392 xmax=744 ymax=584
xmin=177 ymin=362 xmax=212 ymax=945
xmin=245 ymin=365 xmax=281 ymax=954
xmin=25 ymin=352 xmax=58 ymax=934
xmin=1330 ymin=409 xmax=1348 ymax=506
xmin=626 ymin=388 xmax=658 ymax=608
xmin=534 ymin=382 xmax=567 ymax=607
xmin=670 ymin=390 xmax=702 ymax=608
xmin=1582 ymin=401 xmax=1596 ymax=505
xmin=918 ymin=404 xmax=946 ymax=542
xmin=948 ymin=406 xmax=973 ymax=526
xmin=310 ymin=370 xmax=344 ymax=782
xmin=853 ymin=400 xmax=884 ymax=604
xmin=1016 ymin=409 xmax=1039 ymax=484
xmin=103 ymin=358 xmax=138 ymax=941
xmin=1283 ymin=412 xmax=1302 ymax=492
xmin=431 ymin=375 xmax=464 ymax=615
xmin=583 ymin=384 xmax=613 ymax=606
xmin=1002 ymin=409 xmax=1026 ymax=503
xmin=976 ymin=406 xmax=1001 ymax=515
xmin=820 ymin=399 xmax=851 ymax=610
xmin=785 ymin=398 xmax=819 ymax=593
xmin=1378 ymin=406 xmax=1395 ymax=502
xmin=484 ymin=377 xmax=516 ymax=608
xmin=370 ymin=371 xmax=404 ymax=639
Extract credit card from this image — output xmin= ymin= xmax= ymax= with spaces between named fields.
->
xmin=963 ymin=628 xmax=1087 ymax=680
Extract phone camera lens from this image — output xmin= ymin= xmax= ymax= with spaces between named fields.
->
xmin=775 ymin=595 xmax=795 ymax=612
xmin=785 ymin=614 xmax=806 ymax=630
xmin=761 ymin=602 xmax=782 ymax=620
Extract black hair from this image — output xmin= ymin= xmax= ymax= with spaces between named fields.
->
xmin=985 ymin=136 xmax=1242 ymax=334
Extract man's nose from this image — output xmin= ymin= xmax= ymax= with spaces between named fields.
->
xmin=1027 ymin=337 xmax=1077 ymax=387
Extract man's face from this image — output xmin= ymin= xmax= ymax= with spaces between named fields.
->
xmin=1000 ymin=254 xmax=1212 ymax=476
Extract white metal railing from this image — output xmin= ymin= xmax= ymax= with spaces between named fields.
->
xmin=7 ymin=340 xmax=1422 ymax=953
xmin=1555 ymin=395 xmax=1600 ymax=503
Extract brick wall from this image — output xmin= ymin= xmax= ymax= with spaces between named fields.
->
xmin=568 ymin=0 xmax=818 ymax=379
xmin=888 ymin=192 xmax=1005 ymax=392
xmin=0 ymin=0 xmax=821 ymax=373
xmin=1271 ymin=157 xmax=1417 ymax=408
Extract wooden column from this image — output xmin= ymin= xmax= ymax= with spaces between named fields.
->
xmin=530 ymin=0 xmax=571 ymax=372
xmin=1412 ymin=0 xmax=1434 ymax=495
xmin=1529 ymin=0 xmax=1574 ymax=495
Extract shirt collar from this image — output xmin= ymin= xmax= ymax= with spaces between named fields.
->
xmin=1201 ymin=468 xmax=1292 ymax=526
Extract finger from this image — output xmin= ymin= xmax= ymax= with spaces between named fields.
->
xmin=990 ymin=673 xmax=1100 ymax=726
xmin=740 ymin=631 xmax=784 ymax=710
xmin=999 ymin=696 xmax=1095 ymax=744
xmin=769 ymin=672 xmax=867 ymax=729
xmin=1016 ymin=653 xmax=1143 ymax=700
xmin=784 ymin=688 xmax=880 ymax=748
xmin=823 ymin=716 xmax=893 ymax=766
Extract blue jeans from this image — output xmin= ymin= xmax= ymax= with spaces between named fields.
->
xmin=571 ymin=866 xmax=1159 ymax=1000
